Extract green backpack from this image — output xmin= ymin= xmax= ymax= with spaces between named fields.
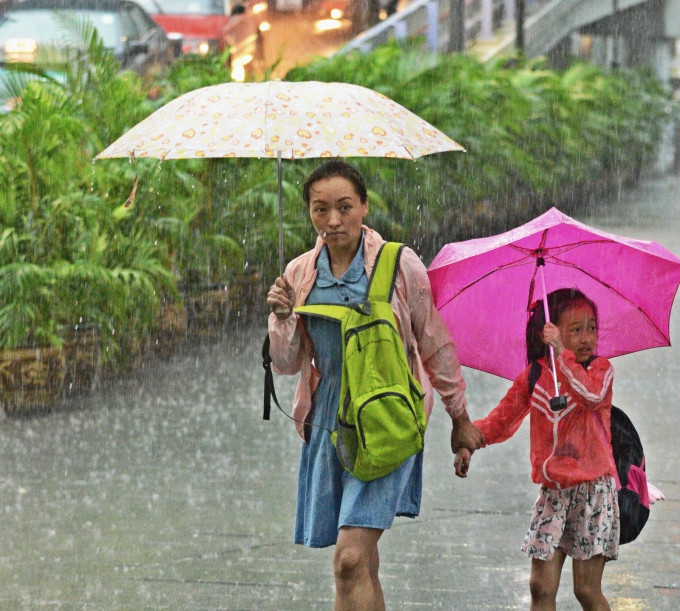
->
xmin=295 ymin=242 xmax=426 ymax=481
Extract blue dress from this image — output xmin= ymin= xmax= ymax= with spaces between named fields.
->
xmin=294 ymin=235 xmax=423 ymax=548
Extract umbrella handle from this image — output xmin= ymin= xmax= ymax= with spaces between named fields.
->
xmin=277 ymin=150 xmax=284 ymax=279
xmin=273 ymin=150 xmax=291 ymax=317
xmin=538 ymin=264 xmax=561 ymax=399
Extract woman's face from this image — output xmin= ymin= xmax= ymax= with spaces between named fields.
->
xmin=308 ymin=176 xmax=368 ymax=253
xmin=557 ymin=302 xmax=598 ymax=363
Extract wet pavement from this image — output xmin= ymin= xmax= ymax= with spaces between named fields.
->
xmin=1 ymin=175 xmax=680 ymax=609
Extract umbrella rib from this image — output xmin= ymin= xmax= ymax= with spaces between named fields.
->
xmin=508 ymin=238 xmax=614 ymax=257
xmin=549 ymin=257 xmax=669 ymax=342
xmin=264 ymin=81 xmax=277 ymax=156
xmin=436 ymin=255 xmax=535 ymax=309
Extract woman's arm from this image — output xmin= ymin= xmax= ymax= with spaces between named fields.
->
xmin=266 ymin=271 xmax=306 ymax=375
xmin=398 ymin=248 xmax=484 ymax=452
xmin=268 ymin=312 xmax=305 ymax=375
xmin=399 ymin=248 xmax=467 ymax=416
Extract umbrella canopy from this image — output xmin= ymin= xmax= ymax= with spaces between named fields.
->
xmin=96 ymin=80 xmax=464 ymax=276
xmin=427 ymin=207 xmax=680 ymax=381
xmin=95 ymin=80 xmax=464 ymax=161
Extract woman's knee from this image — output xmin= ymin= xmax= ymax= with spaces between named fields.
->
xmin=333 ymin=544 xmax=369 ymax=582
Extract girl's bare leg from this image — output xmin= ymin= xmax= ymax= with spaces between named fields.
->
xmin=333 ymin=526 xmax=385 ymax=611
xmin=530 ymin=549 xmax=567 ymax=611
xmin=572 ymin=554 xmax=610 ymax=611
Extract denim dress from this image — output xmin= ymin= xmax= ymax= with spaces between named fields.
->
xmin=295 ymin=235 xmax=423 ymax=548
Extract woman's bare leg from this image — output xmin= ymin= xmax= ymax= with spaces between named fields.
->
xmin=333 ymin=526 xmax=385 ymax=611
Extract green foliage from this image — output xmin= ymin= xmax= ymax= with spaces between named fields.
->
xmin=0 ymin=14 xmax=171 ymax=359
xmin=153 ymin=51 xmax=234 ymax=100
xmin=285 ymin=41 xmax=673 ymax=256
xmin=0 ymin=28 xmax=673 ymax=362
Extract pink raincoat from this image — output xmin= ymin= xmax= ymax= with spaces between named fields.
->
xmin=475 ymin=350 xmax=618 ymax=489
xmin=268 ymin=226 xmax=467 ymax=440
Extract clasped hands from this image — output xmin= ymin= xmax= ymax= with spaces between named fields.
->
xmin=451 ymin=413 xmax=485 ymax=479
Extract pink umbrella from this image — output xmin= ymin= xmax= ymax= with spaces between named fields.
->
xmin=427 ymin=207 xmax=680 ymax=383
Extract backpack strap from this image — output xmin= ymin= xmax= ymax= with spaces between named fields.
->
xmin=262 ymin=334 xmax=277 ymax=420
xmin=366 ymin=242 xmax=404 ymax=303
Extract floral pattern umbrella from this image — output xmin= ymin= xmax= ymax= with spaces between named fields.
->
xmin=96 ymin=80 xmax=464 ymax=275
xmin=96 ymin=80 xmax=463 ymax=161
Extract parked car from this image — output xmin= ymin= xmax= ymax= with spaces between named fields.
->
xmin=0 ymin=0 xmax=175 ymax=76
xmin=134 ymin=0 xmax=269 ymax=79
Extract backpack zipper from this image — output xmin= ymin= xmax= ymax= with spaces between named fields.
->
xmin=356 ymin=391 xmax=422 ymax=449
xmin=345 ymin=318 xmax=399 ymax=352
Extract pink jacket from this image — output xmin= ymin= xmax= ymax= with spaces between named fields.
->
xmin=475 ymin=351 xmax=617 ymax=489
xmin=268 ymin=226 xmax=468 ymax=440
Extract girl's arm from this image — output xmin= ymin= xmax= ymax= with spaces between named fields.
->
xmin=556 ymin=350 xmax=614 ymax=408
xmin=474 ymin=373 xmax=532 ymax=445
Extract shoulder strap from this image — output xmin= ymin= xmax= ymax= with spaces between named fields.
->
xmin=262 ymin=334 xmax=277 ymax=420
xmin=366 ymin=242 xmax=404 ymax=303
xmin=528 ymin=360 xmax=542 ymax=395
xmin=261 ymin=333 xmax=333 ymax=433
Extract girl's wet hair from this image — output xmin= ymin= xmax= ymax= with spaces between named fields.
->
xmin=526 ymin=288 xmax=598 ymax=363
xmin=302 ymin=160 xmax=368 ymax=206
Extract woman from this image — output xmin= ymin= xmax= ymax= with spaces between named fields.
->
xmin=267 ymin=160 xmax=483 ymax=610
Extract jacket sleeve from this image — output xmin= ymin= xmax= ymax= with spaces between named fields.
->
xmin=556 ymin=350 xmax=614 ymax=408
xmin=474 ymin=371 xmax=531 ymax=445
xmin=268 ymin=312 xmax=305 ymax=375
xmin=267 ymin=263 xmax=307 ymax=375
xmin=399 ymin=247 xmax=467 ymax=418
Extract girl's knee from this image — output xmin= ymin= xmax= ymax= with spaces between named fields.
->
xmin=573 ymin=582 xmax=604 ymax=607
xmin=529 ymin=576 xmax=559 ymax=603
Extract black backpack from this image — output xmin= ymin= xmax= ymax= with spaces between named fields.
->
xmin=528 ymin=360 xmax=649 ymax=545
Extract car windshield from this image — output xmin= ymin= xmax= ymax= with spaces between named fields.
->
xmin=150 ymin=0 xmax=225 ymax=15
xmin=0 ymin=10 xmax=120 ymax=50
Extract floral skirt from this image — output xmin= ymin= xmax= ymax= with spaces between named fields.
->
xmin=522 ymin=474 xmax=620 ymax=561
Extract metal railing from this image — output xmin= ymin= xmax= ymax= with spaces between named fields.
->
xmin=333 ymin=0 xmax=652 ymax=59
xmin=334 ymin=0 xmax=507 ymax=55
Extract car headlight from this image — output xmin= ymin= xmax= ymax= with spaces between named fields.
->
xmin=197 ymin=41 xmax=211 ymax=55
xmin=4 ymin=38 xmax=37 ymax=62
xmin=314 ymin=19 xmax=343 ymax=33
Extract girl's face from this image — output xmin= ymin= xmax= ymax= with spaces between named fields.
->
xmin=557 ymin=302 xmax=598 ymax=363
xmin=308 ymin=176 xmax=368 ymax=253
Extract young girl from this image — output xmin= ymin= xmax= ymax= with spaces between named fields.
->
xmin=457 ymin=288 xmax=619 ymax=611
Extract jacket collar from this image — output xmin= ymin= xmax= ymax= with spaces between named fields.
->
xmin=315 ymin=232 xmax=366 ymax=287
xmin=295 ymin=225 xmax=384 ymax=305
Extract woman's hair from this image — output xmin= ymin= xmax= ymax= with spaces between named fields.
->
xmin=302 ymin=160 xmax=368 ymax=206
xmin=525 ymin=288 xmax=598 ymax=363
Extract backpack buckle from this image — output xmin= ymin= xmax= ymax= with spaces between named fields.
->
xmin=348 ymin=300 xmax=371 ymax=316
